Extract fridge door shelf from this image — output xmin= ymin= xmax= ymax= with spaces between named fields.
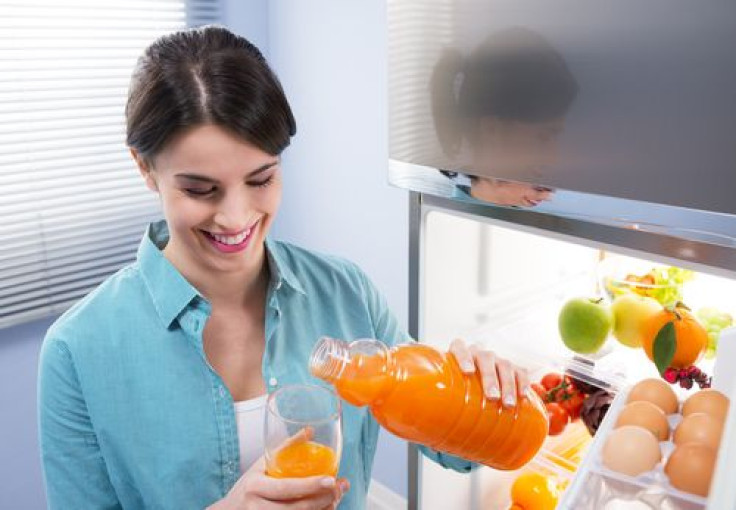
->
xmin=561 ymin=386 xmax=715 ymax=510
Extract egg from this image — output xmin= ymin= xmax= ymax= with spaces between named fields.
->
xmin=627 ymin=378 xmax=678 ymax=415
xmin=682 ymin=389 xmax=730 ymax=422
xmin=615 ymin=401 xmax=670 ymax=441
xmin=601 ymin=425 xmax=661 ymax=476
xmin=674 ymin=412 xmax=724 ymax=451
xmin=665 ymin=442 xmax=717 ymax=497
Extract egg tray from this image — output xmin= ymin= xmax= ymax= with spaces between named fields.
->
xmin=560 ymin=388 xmax=708 ymax=510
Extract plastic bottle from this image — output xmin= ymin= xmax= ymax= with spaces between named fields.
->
xmin=310 ymin=337 xmax=549 ymax=470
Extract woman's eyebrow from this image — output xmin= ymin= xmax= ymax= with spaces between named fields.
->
xmin=174 ymin=174 xmax=217 ymax=183
xmin=245 ymin=161 xmax=279 ymax=177
xmin=174 ymin=161 xmax=279 ymax=183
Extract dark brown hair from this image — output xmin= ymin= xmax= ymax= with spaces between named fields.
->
xmin=126 ymin=25 xmax=296 ymax=163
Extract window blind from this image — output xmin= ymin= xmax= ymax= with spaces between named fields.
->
xmin=0 ymin=0 xmax=220 ymax=329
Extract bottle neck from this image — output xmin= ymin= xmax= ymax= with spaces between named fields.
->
xmin=310 ymin=337 xmax=350 ymax=383
xmin=310 ymin=337 xmax=392 ymax=406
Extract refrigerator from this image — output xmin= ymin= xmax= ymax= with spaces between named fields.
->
xmin=387 ymin=1 xmax=736 ymax=508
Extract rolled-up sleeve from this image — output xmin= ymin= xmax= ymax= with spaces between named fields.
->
xmin=418 ymin=446 xmax=476 ymax=472
xmin=38 ymin=335 xmax=121 ymax=509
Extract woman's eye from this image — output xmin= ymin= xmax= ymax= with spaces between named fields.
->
xmin=248 ymin=175 xmax=275 ymax=188
xmin=184 ymin=187 xmax=216 ymax=196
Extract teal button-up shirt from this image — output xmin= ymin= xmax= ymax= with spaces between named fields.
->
xmin=38 ymin=221 xmax=472 ymax=510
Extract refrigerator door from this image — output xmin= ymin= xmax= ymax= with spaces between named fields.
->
xmin=389 ymin=0 xmax=736 ymax=214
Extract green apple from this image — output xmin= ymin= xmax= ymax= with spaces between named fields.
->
xmin=558 ymin=297 xmax=614 ymax=354
xmin=611 ymin=294 xmax=662 ymax=348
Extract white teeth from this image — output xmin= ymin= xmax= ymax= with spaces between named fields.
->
xmin=211 ymin=228 xmax=250 ymax=245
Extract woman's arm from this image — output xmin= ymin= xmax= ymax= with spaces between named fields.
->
xmin=38 ymin=337 xmax=122 ymax=510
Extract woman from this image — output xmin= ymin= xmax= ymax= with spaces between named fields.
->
xmin=38 ymin=26 xmax=529 ymax=510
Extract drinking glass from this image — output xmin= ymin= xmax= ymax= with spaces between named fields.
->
xmin=264 ymin=384 xmax=342 ymax=478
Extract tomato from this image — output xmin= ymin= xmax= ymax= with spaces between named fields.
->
xmin=563 ymin=375 xmax=579 ymax=392
xmin=545 ymin=402 xmax=569 ymax=436
xmin=559 ymin=392 xmax=585 ymax=421
xmin=540 ymin=373 xmax=563 ymax=391
xmin=541 ymin=374 xmax=584 ymax=421
xmin=531 ymin=383 xmax=548 ymax=401
xmin=546 ymin=385 xmax=564 ymax=403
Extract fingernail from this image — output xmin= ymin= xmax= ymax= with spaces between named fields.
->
xmin=503 ymin=394 xmax=516 ymax=407
xmin=321 ymin=477 xmax=335 ymax=488
xmin=339 ymin=480 xmax=350 ymax=492
xmin=487 ymin=387 xmax=501 ymax=400
xmin=463 ymin=362 xmax=475 ymax=372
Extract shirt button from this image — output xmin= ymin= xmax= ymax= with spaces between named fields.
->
xmin=276 ymin=281 xmax=282 ymax=290
xmin=219 ymin=386 xmax=227 ymax=398
xmin=269 ymin=377 xmax=278 ymax=387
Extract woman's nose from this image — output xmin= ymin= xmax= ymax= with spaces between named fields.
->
xmin=213 ymin=192 xmax=249 ymax=231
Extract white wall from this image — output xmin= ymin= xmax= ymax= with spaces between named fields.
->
xmin=225 ymin=0 xmax=411 ymax=499
xmin=222 ymin=0 xmax=269 ymax=54
xmin=266 ymin=1 xmax=409 ymax=331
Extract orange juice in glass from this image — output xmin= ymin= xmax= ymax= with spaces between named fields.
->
xmin=265 ymin=384 xmax=342 ymax=478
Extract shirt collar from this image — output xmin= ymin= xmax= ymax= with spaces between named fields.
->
xmin=137 ymin=221 xmax=202 ymax=329
xmin=265 ymin=238 xmax=307 ymax=296
xmin=137 ymin=221 xmax=307 ymax=329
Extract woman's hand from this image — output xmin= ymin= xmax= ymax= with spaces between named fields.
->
xmin=449 ymin=338 xmax=530 ymax=408
xmin=207 ymin=456 xmax=350 ymax=510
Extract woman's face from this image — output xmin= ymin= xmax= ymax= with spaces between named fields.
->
xmin=135 ymin=124 xmax=282 ymax=278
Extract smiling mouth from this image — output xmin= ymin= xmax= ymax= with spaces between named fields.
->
xmin=201 ymin=221 xmax=259 ymax=252
xmin=206 ymin=228 xmax=251 ymax=245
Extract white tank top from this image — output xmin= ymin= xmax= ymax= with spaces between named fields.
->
xmin=233 ymin=394 xmax=268 ymax=474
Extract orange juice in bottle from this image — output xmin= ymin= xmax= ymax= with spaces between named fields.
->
xmin=310 ymin=337 xmax=548 ymax=470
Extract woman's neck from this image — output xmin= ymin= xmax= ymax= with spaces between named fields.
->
xmin=163 ymin=241 xmax=271 ymax=311
xmin=202 ymin=261 xmax=270 ymax=310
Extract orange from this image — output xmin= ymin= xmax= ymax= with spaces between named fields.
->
xmin=266 ymin=441 xmax=338 ymax=478
xmin=641 ymin=303 xmax=707 ymax=369
xmin=510 ymin=472 xmax=559 ymax=510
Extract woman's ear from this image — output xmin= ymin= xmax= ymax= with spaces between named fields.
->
xmin=129 ymin=148 xmax=158 ymax=192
